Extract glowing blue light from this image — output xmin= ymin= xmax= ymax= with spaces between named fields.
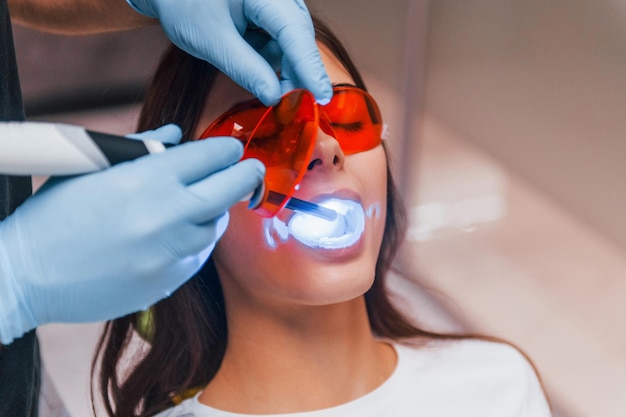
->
xmin=290 ymin=211 xmax=346 ymax=240
xmin=289 ymin=199 xmax=363 ymax=249
xmin=262 ymin=198 xmax=377 ymax=250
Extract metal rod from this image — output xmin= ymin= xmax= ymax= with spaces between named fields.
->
xmin=267 ymin=191 xmax=338 ymax=221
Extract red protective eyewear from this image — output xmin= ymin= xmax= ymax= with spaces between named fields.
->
xmin=198 ymin=86 xmax=383 ymax=217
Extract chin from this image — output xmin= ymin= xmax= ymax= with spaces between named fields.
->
xmin=284 ymin=261 xmax=377 ymax=306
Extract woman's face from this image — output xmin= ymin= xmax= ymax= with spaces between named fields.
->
xmin=194 ymin=43 xmax=388 ymax=307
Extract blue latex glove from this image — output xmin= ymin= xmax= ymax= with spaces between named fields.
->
xmin=0 ymin=124 xmax=264 ymax=345
xmin=126 ymin=0 xmax=332 ymax=105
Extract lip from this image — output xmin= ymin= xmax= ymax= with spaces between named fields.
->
xmin=261 ymin=187 xmax=370 ymax=258
xmin=286 ymin=190 xmax=367 ymax=258
xmin=302 ymin=230 xmax=366 ymax=261
xmin=308 ymin=189 xmax=363 ymax=205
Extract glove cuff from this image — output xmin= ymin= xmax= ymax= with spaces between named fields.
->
xmin=125 ymin=0 xmax=158 ymax=19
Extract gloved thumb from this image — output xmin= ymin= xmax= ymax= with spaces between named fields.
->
xmin=196 ymin=211 xmax=230 ymax=263
xmin=126 ymin=124 xmax=183 ymax=145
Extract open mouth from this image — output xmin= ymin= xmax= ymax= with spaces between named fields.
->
xmin=263 ymin=197 xmax=368 ymax=250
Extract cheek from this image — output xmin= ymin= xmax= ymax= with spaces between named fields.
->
xmin=212 ymin=203 xmax=312 ymax=303
xmin=213 ymin=204 xmax=292 ymax=292
xmin=213 ymin=203 xmax=265 ymax=268
xmin=349 ymin=147 xmax=388 ymax=237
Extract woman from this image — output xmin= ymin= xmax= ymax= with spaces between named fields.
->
xmin=93 ymin=16 xmax=552 ymax=417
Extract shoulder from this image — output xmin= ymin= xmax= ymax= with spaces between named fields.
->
xmin=400 ymin=338 xmax=537 ymax=385
xmin=398 ymin=337 xmax=531 ymax=371
xmin=392 ymin=338 xmax=552 ymax=416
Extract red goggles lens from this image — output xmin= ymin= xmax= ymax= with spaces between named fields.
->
xmin=198 ymin=86 xmax=383 ymax=217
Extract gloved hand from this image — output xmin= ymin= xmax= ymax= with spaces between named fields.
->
xmin=125 ymin=0 xmax=332 ymax=105
xmin=0 ymin=124 xmax=264 ymax=345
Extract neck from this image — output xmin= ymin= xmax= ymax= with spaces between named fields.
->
xmin=199 ymin=296 xmax=396 ymax=414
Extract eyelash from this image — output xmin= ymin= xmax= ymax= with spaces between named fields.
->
xmin=332 ymin=121 xmax=363 ymax=132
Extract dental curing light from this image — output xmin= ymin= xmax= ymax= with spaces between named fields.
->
xmin=0 ymin=121 xmax=172 ymax=175
xmin=267 ymin=191 xmax=337 ymax=221
xmin=0 ymin=121 xmax=336 ymax=220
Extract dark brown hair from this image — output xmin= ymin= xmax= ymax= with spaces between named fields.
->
xmin=93 ymin=16 xmax=548 ymax=417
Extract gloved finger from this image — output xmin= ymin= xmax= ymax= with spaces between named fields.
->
xmin=210 ymin=211 xmax=230 ymax=243
xmin=245 ymin=0 xmax=332 ymax=104
xmin=149 ymin=247 xmax=208 ymax=302
xmin=185 ymin=158 xmax=265 ymax=224
xmin=168 ymin=212 xmax=230 ymax=260
xmin=176 ymin=223 xmax=220 ymax=271
xmin=255 ymin=38 xmax=298 ymax=96
xmin=126 ymin=124 xmax=183 ymax=145
xmin=212 ymin=211 xmax=230 ymax=243
xmin=144 ymin=137 xmax=244 ymax=185
xmin=191 ymin=23 xmax=282 ymax=106
xmin=279 ymin=56 xmax=298 ymax=96
xmin=143 ymin=217 xmax=228 ymax=303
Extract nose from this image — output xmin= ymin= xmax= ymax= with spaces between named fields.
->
xmin=306 ymin=124 xmax=345 ymax=172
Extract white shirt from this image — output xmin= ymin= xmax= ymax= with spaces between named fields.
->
xmin=154 ymin=339 xmax=552 ymax=417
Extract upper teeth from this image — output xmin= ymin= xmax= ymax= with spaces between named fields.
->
xmin=286 ymin=199 xmax=365 ymax=249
